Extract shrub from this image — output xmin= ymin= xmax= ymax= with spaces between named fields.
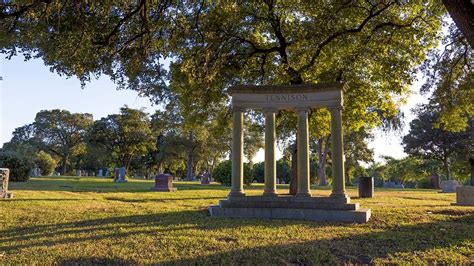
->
xmin=35 ymin=151 xmax=57 ymax=176
xmin=0 ymin=151 xmax=33 ymax=182
xmin=252 ymin=162 xmax=264 ymax=183
xmin=213 ymin=160 xmax=252 ymax=186
xmin=213 ymin=160 xmax=232 ymax=186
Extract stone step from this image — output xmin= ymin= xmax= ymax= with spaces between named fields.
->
xmin=209 ymin=205 xmax=371 ymax=223
xmin=227 ymin=195 xmax=351 ymax=204
xmin=219 ymin=199 xmax=359 ymax=210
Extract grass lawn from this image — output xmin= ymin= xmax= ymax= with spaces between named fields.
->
xmin=1 ymin=176 xmax=473 ymax=264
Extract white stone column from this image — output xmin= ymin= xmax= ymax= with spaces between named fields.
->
xmin=263 ymin=108 xmax=277 ymax=196
xmin=296 ymin=108 xmax=311 ymax=197
xmin=330 ymin=105 xmax=347 ymax=198
xmin=229 ymin=107 xmax=245 ymax=197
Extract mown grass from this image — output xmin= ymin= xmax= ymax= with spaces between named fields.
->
xmin=1 ymin=176 xmax=473 ymax=264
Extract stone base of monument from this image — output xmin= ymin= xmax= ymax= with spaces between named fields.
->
xmin=209 ymin=195 xmax=371 ymax=223
xmin=0 ymin=191 xmax=13 ymax=199
xmin=451 ymin=186 xmax=474 ymax=206
xmin=440 ymin=180 xmax=460 ymax=193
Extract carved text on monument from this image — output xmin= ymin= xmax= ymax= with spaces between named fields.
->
xmin=266 ymin=94 xmax=308 ymax=102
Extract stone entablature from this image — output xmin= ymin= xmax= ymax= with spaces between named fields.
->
xmin=228 ymin=83 xmax=346 ymax=110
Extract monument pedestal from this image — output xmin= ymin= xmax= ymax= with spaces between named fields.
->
xmin=209 ymin=195 xmax=371 ymax=223
xmin=452 ymin=186 xmax=474 ymax=206
xmin=0 ymin=191 xmax=13 ymax=199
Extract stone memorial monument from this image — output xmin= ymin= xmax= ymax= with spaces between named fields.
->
xmin=76 ymin=170 xmax=81 ymax=177
xmin=1 ymin=168 xmax=13 ymax=199
xmin=358 ymin=176 xmax=374 ymax=198
xmin=152 ymin=173 xmax=177 ymax=192
xmin=452 ymin=186 xmax=474 ymax=206
xmin=440 ymin=180 xmax=460 ymax=193
xmin=114 ymin=167 xmax=127 ymax=183
xmin=98 ymin=169 xmax=103 ymax=177
xmin=209 ymin=83 xmax=371 ymax=223
xmin=201 ymin=171 xmax=210 ymax=185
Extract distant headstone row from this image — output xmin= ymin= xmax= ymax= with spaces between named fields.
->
xmin=0 ymin=168 xmax=13 ymax=199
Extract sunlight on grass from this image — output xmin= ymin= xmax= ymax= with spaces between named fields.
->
xmin=1 ymin=176 xmax=473 ymax=264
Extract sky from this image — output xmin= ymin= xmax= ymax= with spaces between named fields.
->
xmin=1 ymin=55 xmax=427 ymax=163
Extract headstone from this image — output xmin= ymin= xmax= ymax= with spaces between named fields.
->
xmin=201 ymin=172 xmax=211 ymax=185
xmin=114 ymin=167 xmax=127 ymax=183
xmin=358 ymin=176 xmax=374 ymax=198
xmin=453 ymin=186 xmax=474 ymax=206
xmin=30 ymin=168 xmax=40 ymax=177
xmin=98 ymin=169 xmax=103 ymax=177
xmin=430 ymin=173 xmax=441 ymax=189
xmin=76 ymin=170 xmax=81 ymax=177
xmin=152 ymin=173 xmax=177 ymax=192
xmin=440 ymin=180 xmax=460 ymax=193
xmin=0 ymin=168 xmax=13 ymax=199
xmin=105 ymin=169 xmax=110 ymax=177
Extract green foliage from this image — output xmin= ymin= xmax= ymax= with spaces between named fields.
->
xmin=382 ymin=156 xmax=427 ymax=184
xmin=88 ymin=106 xmax=154 ymax=170
xmin=34 ymin=151 xmax=57 ymax=176
xmin=0 ymin=151 xmax=32 ymax=182
xmin=403 ymin=107 xmax=471 ymax=180
xmin=421 ymin=24 xmax=473 ymax=131
xmin=34 ymin=109 xmax=93 ymax=174
xmin=344 ymin=129 xmax=374 ymax=183
xmin=243 ymin=163 xmax=253 ymax=185
xmin=276 ymin=159 xmax=291 ymax=184
xmin=213 ymin=160 xmax=232 ymax=186
xmin=252 ymin=162 xmax=264 ymax=183
xmin=213 ymin=160 xmax=252 ymax=186
xmin=253 ymin=159 xmax=292 ymax=184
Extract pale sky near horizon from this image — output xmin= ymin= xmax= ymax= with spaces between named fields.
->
xmin=1 ymin=55 xmax=427 ymax=163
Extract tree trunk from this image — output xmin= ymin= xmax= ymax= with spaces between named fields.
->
xmin=442 ymin=0 xmax=474 ymax=48
xmin=443 ymin=155 xmax=451 ymax=180
xmin=317 ymin=137 xmax=328 ymax=186
xmin=61 ymin=154 xmax=68 ymax=175
xmin=158 ymin=161 xmax=163 ymax=174
xmin=470 ymin=158 xmax=474 ymax=186
xmin=186 ymin=132 xmax=195 ymax=180
xmin=289 ymin=143 xmax=298 ymax=195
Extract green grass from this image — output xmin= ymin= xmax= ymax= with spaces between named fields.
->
xmin=1 ymin=176 xmax=473 ymax=264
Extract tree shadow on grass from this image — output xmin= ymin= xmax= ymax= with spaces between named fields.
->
xmin=10 ymin=178 xmax=231 ymax=193
xmin=59 ymin=257 xmax=137 ymax=266
xmin=1 ymin=207 xmax=473 ymax=264
xmin=104 ymin=196 xmax=224 ymax=203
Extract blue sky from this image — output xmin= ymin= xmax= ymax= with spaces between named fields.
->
xmin=1 ymin=55 xmax=426 ymax=163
